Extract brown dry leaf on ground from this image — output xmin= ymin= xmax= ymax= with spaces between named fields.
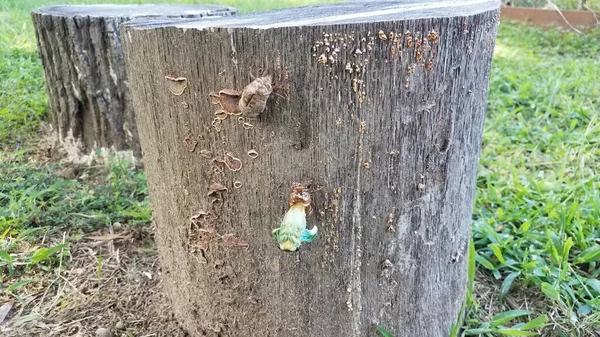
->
xmin=0 ymin=229 xmax=185 ymax=337
xmin=85 ymin=232 xmax=134 ymax=243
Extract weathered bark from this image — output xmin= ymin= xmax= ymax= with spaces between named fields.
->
xmin=123 ymin=1 xmax=500 ymax=336
xmin=31 ymin=5 xmax=236 ymax=162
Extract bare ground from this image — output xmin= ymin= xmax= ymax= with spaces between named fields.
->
xmin=0 ymin=227 xmax=186 ymax=337
xmin=2 ymin=232 xmax=599 ymax=336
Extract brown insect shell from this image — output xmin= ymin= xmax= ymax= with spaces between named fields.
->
xmin=210 ymin=89 xmax=243 ymax=115
xmin=240 ymin=75 xmax=273 ymax=118
xmin=288 ymin=183 xmax=312 ymax=215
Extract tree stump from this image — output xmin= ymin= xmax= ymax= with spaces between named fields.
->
xmin=31 ymin=5 xmax=236 ymax=162
xmin=123 ymin=1 xmax=500 ymax=336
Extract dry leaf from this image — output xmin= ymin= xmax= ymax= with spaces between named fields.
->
xmin=86 ymin=232 xmax=133 ymax=242
xmin=0 ymin=302 xmax=13 ymax=324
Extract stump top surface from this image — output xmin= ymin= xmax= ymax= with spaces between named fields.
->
xmin=125 ymin=0 xmax=499 ymax=30
xmin=33 ymin=4 xmax=235 ymax=18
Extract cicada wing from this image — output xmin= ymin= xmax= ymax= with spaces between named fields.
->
xmin=301 ymin=226 xmax=318 ymax=243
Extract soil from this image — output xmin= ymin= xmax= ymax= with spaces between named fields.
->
xmin=0 ymin=227 xmax=186 ymax=337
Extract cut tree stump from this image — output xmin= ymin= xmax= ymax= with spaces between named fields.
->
xmin=31 ymin=4 xmax=236 ymax=162
xmin=123 ymin=1 xmax=500 ymax=336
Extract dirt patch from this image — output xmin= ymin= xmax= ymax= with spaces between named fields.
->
xmin=0 ymin=228 xmax=185 ymax=337
xmin=475 ymin=271 xmax=599 ymax=337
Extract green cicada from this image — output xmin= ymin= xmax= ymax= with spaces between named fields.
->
xmin=272 ymin=183 xmax=318 ymax=251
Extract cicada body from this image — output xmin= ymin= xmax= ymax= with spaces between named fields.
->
xmin=239 ymin=75 xmax=272 ymax=118
xmin=209 ymin=75 xmax=273 ymax=119
xmin=272 ymin=183 xmax=317 ymax=251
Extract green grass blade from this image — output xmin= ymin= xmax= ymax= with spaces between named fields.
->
xmin=375 ymin=326 xmax=395 ymax=337
xmin=495 ymin=329 xmax=538 ymax=336
xmin=29 ymin=243 xmax=68 ymax=264
xmin=464 ymin=328 xmax=493 ymax=335
xmin=576 ymin=245 xmax=600 ymax=263
xmin=490 ymin=310 xmax=532 ymax=327
xmin=475 ymin=254 xmax=495 ymax=270
xmin=541 ymin=282 xmax=560 ymax=301
xmin=490 ymin=244 xmax=506 ymax=265
xmin=499 ymin=271 xmax=520 ymax=303
xmin=518 ymin=314 xmax=547 ymax=330
xmin=6 ymin=279 xmax=32 ymax=292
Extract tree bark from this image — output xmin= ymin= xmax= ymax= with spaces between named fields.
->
xmin=31 ymin=5 xmax=236 ymax=162
xmin=123 ymin=1 xmax=500 ymax=336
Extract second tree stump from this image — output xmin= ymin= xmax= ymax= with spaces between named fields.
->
xmin=32 ymin=5 xmax=236 ymax=162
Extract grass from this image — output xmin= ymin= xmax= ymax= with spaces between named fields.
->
xmin=0 ymin=33 xmax=46 ymax=147
xmin=510 ymin=0 xmax=600 ymax=10
xmin=469 ymin=23 xmax=600 ymax=336
xmin=0 ymin=156 xmax=151 ymax=231
xmin=1 ymin=0 xmax=599 ymax=336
